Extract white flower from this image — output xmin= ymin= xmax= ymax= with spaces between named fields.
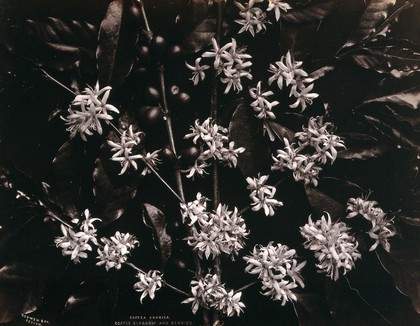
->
xmin=219 ymin=141 xmax=245 ymax=167
xmin=266 ymin=0 xmax=292 ymax=21
xmin=235 ymin=1 xmax=269 ymax=37
xmin=346 ymin=197 xmax=395 ymax=252
xmin=185 ymin=58 xmax=210 ymax=85
xmin=107 ymin=125 xmax=144 ymax=175
xmin=180 ymin=192 xmax=210 ymax=226
xmin=96 ymin=232 xmax=139 ymax=270
xmin=246 ymin=174 xmax=283 ymax=216
xmin=182 ymin=274 xmax=244 ymax=317
xmin=55 ymin=209 xmax=100 ymax=263
xmin=202 ymin=38 xmax=234 ymax=71
xmin=54 ymin=224 xmax=93 ymax=263
xmin=186 ymin=203 xmax=249 ymax=259
xmin=73 ymin=84 xmax=119 ymax=117
xmin=134 ymin=270 xmax=163 ymax=303
xmin=249 ymin=81 xmax=279 ymax=120
xmin=289 ymin=83 xmax=319 ymax=111
xmin=268 ymin=51 xmax=308 ymax=90
xmin=140 ymin=149 xmax=161 ymax=176
xmin=244 ymin=242 xmax=305 ymax=305
xmin=62 ymin=101 xmax=114 ymax=141
xmin=300 ymin=213 xmax=361 ymax=281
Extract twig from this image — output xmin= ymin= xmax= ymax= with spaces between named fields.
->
xmin=234 ymin=280 xmax=259 ymax=293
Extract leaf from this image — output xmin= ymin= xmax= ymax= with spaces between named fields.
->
xmin=364 ymin=114 xmax=420 ymax=151
xmin=304 ymin=185 xmax=346 ymax=220
xmin=51 ymin=139 xmax=84 ymax=220
xmin=96 ymin=0 xmax=138 ymax=89
xmin=92 ymin=154 xmax=138 ymax=226
xmin=281 ymin=0 xmax=338 ymax=24
xmin=363 ymin=86 xmax=420 ymax=109
xmin=307 ymin=65 xmax=335 ymax=80
xmin=229 ymin=101 xmax=271 ymax=177
xmin=181 ymin=18 xmax=229 ymax=54
xmin=337 ymin=131 xmax=390 ymax=159
xmin=11 ymin=18 xmax=97 ymax=71
xmin=264 ymin=120 xmax=295 ymax=143
xmin=293 ymin=293 xmax=333 ymax=325
xmin=0 ymin=264 xmax=46 ymax=323
xmin=376 ymin=241 xmax=420 ymax=314
xmin=341 ymin=0 xmax=397 ymax=48
xmin=142 ymin=203 xmax=172 ymax=267
xmin=348 ymin=40 xmax=420 ymax=78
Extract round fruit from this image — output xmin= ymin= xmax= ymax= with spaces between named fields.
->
xmin=167 ymin=45 xmax=183 ymax=61
xmin=150 ymin=35 xmax=167 ymax=62
xmin=172 ymin=259 xmax=187 ymax=271
xmin=131 ymin=66 xmax=148 ymax=79
xmin=160 ymin=146 xmax=177 ymax=164
xmin=174 ymin=92 xmax=191 ymax=108
xmin=180 ymin=145 xmax=200 ymax=168
xmin=144 ymin=86 xmax=161 ymax=103
xmin=128 ymin=3 xmax=142 ymax=25
xmin=136 ymin=106 xmax=163 ymax=125
xmin=137 ymin=45 xmax=150 ymax=64
xmin=169 ymin=85 xmax=180 ymax=96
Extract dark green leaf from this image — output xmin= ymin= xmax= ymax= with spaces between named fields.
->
xmin=51 ymin=139 xmax=85 ymax=220
xmin=0 ymin=264 xmax=45 ymax=323
xmin=93 ymin=144 xmax=138 ymax=226
xmin=293 ymin=293 xmax=333 ymax=325
xmin=142 ymin=203 xmax=172 ymax=267
xmin=341 ymin=0 xmax=397 ymax=48
xmin=348 ymin=40 xmax=420 ymax=78
xmin=376 ymin=241 xmax=420 ymax=314
xmin=182 ymin=18 xmax=217 ymax=54
xmin=281 ymin=0 xmax=338 ymax=24
xmin=363 ymin=86 xmax=420 ymax=109
xmin=97 ymin=0 xmax=138 ymax=89
xmin=364 ymin=114 xmax=420 ymax=151
xmin=307 ymin=65 xmax=335 ymax=80
xmin=229 ymin=101 xmax=271 ymax=177
xmin=11 ymin=18 xmax=97 ymax=71
xmin=337 ymin=132 xmax=390 ymax=160
xmin=304 ymin=185 xmax=346 ymax=220
xmin=265 ymin=120 xmax=295 ymax=143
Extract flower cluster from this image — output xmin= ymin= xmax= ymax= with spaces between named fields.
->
xmin=268 ymin=51 xmax=318 ymax=111
xmin=272 ymin=117 xmax=345 ymax=186
xmin=182 ymin=273 xmax=245 ymax=317
xmin=134 ymin=270 xmax=163 ymax=303
xmin=96 ymin=231 xmax=139 ymax=271
xmin=300 ymin=213 xmax=361 ymax=281
xmin=234 ymin=0 xmax=269 ymax=37
xmin=107 ymin=125 xmax=161 ymax=175
xmin=347 ymin=197 xmax=395 ymax=252
xmin=183 ymin=118 xmax=245 ymax=178
xmin=187 ymin=38 xmax=252 ymax=93
xmin=249 ymin=81 xmax=279 ymax=120
xmin=62 ymin=85 xmax=119 ymax=140
xmin=233 ymin=0 xmax=292 ymax=37
xmin=55 ymin=209 xmax=100 ymax=263
xmin=246 ymin=174 xmax=283 ymax=216
xmin=243 ymin=242 xmax=305 ymax=305
xmin=184 ymin=199 xmax=249 ymax=260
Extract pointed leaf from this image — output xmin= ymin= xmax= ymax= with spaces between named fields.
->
xmin=376 ymin=241 xmax=420 ymax=313
xmin=265 ymin=120 xmax=295 ymax=143
xmin=229 ymin=101 xmax=271 ymax=177
xmin=341 ymin=0 xmax=396 ymax=48
xmin=97 ymin=0 xmax=138 ymax=89
xmin=142 ymin=203 xmax=172 ymax=267
xmin=349 ymin=40 xmax=420 ymax=78
xmin=51 ymin=139 xmax=84 ymax=220
xmin=304 ymin=185 xmax=346 ymax=220
xmin=93 ymin=153 xmax=138 ymax=226
xmin=307 ymin=65 xmax=335 ymax=80
xmin=363 ymin=86 xmax=420 ymax=109
xmin=281 ymin=0 xmax=338 ymax=24
xmin=0 ymin=264 xmax=46 ymax=323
